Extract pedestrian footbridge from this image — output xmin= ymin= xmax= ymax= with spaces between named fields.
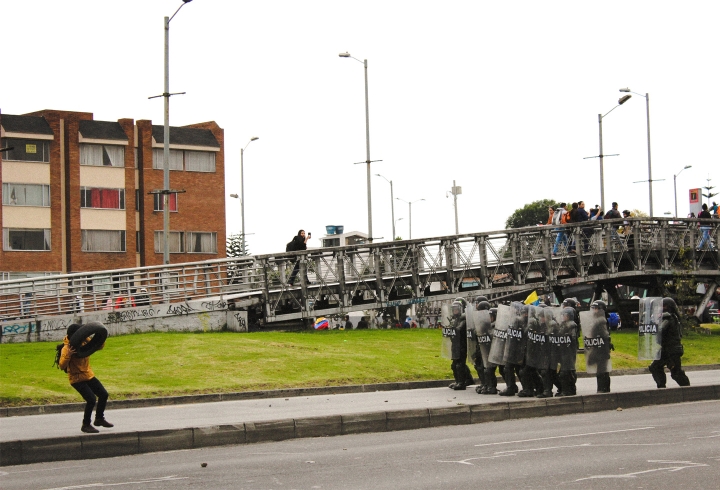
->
xmin=1 ymin=218 xmax=718 ymax=338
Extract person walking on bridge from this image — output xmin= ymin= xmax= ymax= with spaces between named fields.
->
xmin=288 ymin=230 xmax=311 ymax=286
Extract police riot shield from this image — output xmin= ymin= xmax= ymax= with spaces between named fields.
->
xmin=638 ymin=297 xmax=663 ymax=361
xmin=525 ymin=305 xmax=549 ymax=370
xmin=440 ymin=303 xmax=452 ymax=359
xmin=546 ymin=307 xmax=563 ymax=370
xmin=488 ymin=304 xmax=512 ymax=365
xmin=553 ymin=307 xmax=577 ymax=371
xmin=579 ymin=310 xmax=612 ymax=374
xmin=503 ymin=302 xmax=527 ymax=365
xmin=475 ymin=310 xmax=493 ymax=367
xmin=466 ymin=304 xmax=479 ymax=364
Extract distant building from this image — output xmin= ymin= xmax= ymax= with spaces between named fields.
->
xmin=1 ymin=110 xmax=226 ymax=280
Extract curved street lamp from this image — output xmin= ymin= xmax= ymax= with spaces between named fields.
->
xmin=396 ymin=197 xmax=425 ymax=239
xmin=620 ymin=88 xmax=656 ymax=216
xmin=673 ymin=165 xmax=692 ymax=218
xmin=375 ymin=173 xmax=395 ymax=240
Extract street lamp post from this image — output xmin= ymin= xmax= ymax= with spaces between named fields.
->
xmin=673 ymin=165 xmax=692 ymax=218
xmin=583 ymin=94 xmax=631 ymax=213
xmin=149 ymin=0 xmax=193 ymax=264
xmin=620 ymin=88 xmax=655 ymax=216
xmin=396 ymin=197 xmax=425 ymax=239
xmin=375 ymin=174 xmax=395 ymax=240
xmin=240 ymin=137 xmax=259 ymax=255
xmin=448 ymin=180 xmax=462 ymax=234
xmin=340 ymin=52 xmax=379 ymax=242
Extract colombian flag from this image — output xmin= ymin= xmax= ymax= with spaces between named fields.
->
xmin=524 ymin=290 xmax=540 ymax=306
xmin=314 ymin=317 xmax=329 ymax=330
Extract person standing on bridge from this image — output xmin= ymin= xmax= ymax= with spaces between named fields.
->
xmin=649 ymin=298 xmax=690 ymax=388
xmin=288 ymin=230 xmax=311 ymax=286
xmin=59 ymin=324 xmax=113 ymax=433
xmin=552 ymin=203 xmax=568 ymax=256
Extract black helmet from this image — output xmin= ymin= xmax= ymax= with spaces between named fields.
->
xmin=662 ymin=297 xmax=677 ymax=314
xmin=590 ymin=300 xmax=607 ymax=310
xmin=475 ymin=295 xmax=489 ymax=304
xmin=562 ymin=298 xmax=578 ymax=309
xmin=451 ymin=300 xmax=465 ymax=315
xmin=477 ymin=301 xmax=491 ymax=311
xmin=561 ymin=307 xmax=575 ymax=321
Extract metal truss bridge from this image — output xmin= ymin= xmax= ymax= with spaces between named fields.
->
xmin=1 ymin=218 xmax=718 ymax=327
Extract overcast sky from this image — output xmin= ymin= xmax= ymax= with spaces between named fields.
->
xmin=3 ymin=1 xmax=718 ymax=255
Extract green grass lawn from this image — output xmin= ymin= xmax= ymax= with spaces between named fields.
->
xmin=1 ymin=327 xmax=718 ymax=407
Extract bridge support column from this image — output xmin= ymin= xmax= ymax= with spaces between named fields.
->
xmin=444 ymin=240 xmax=456 ymax=294
xmin=478 ymin=237 xmax=489 ymax=289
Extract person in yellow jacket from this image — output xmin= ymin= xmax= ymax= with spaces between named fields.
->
xmin=59 ymin=324 xmax=113 ymax=433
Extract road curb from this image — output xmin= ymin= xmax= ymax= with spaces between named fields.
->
xmin=4 ymin=364 xmax=719 ymax=418
xmin=2 ymin=384 xmax=718 ymax=467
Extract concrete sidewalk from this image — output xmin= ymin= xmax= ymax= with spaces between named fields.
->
xmin=1 ymin=370 xmax=719 ymax=466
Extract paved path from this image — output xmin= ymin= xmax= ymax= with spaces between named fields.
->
xmin=2 ymin=370 xmax=718 ymax=443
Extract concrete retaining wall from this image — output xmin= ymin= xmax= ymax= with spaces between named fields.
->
xmin=0 ymin=299 xmax=247 ymax=344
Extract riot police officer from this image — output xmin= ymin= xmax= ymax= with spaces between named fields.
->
xmin=468 ymin=300 xmax=491 ymax=392
xmin=556 ymin=307 xmax=578 ymax=396
xmin=481 ymin=308 xmax=503 ymax=394
xmin=649 ymin=298 xmax=690 ymax=388
xmin=448 ymin=300 xmax=474 ymax=390
xmin=586 ymin=300 xmax=613 ymax=393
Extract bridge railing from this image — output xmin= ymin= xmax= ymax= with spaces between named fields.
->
xmin=1 ymin=218 xmax=717 ymax=322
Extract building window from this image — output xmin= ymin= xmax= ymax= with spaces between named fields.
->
xmin=152 ymin=149 xmax=184 ymax=170
xmin=2 ymin=183 xmax=50 ymax=206
xmin=152 ymin=149 xmax=215 ymax=172
xmin=185 ymin=151 xmax=216 ymax=172
xmin=154 ymin=231 xmax=184 ymax=253
xmin=135 ymin=189 xmax=140 ymax=211
xmin=187 ymin=232 xmax=217 ymax=254
xmin=81 ymin=230 xmax=126 ymax=252
xmin=80 ymin=187 xmax=125 ymax=209
xmin=79 ymin=144 xmax=125 ymax=167
xmin=1 ymin=138 xmax=50 ymax=163
xmin=136 ymin=231 xmax=141 ymax=253
xmin=3 ymin=228 xmax=51 ymax=251
xmin=153 ymin=193 xmax=178 ymax=211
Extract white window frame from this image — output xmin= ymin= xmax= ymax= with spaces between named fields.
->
xmin=2 ymin=183 xmax=51 ymax=207
xmin=154 ymin=231 xmax=185 ymax=253
xmin=186 ymin=231 xmax=218 ymax=254
xmin=0 ymin=138 xmax=50 ymax=163
xmin=81 ymin=230 xmax=126 ymax=252
xmin=3 ymin=228 xmax=51 ymax=251
xmin=79 ymin=144 xmax=125 ymax=167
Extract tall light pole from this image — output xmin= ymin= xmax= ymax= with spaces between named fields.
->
xmin=339 ymin=52 xmax=380 ymax=242
xmin=240 ymin=137 xmax=259 ymax=255
xmin=673 ymin=165 xmax=692 ymax=218
xmin=396 ymin=197 xmax=425 ymax=239
xmin=375 ymin=174 xmax=395 ymax=240
xmin=620 ymin=88 xmax=655 ymax=216
xmin=447 ymin=180 xmax=462 ymax=234
xmin=149 ymin=0 xmax=193 ymax=265
xmin=583 ymin=94 xmax=631 ymax=213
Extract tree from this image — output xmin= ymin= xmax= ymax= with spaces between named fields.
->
xmin=226 ymin=233 xmax=250 ymax=258
xmin=505 ymin=199 xmax=558 ymax=229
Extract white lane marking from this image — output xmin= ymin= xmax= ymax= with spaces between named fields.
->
xmin=41 ymin=475 xmax=188 ymax=490
xmin=2 ymin=464 xmax=89 ymax=475
xmin=574 ymin=460 xmax=708 ymax=481
xmin=494 ymin=443 xmax=591 ymax=455
xmin=474 ymin=426 xmax=655 ymax=447
xmin=438 ymin=454 xmax=516 ymax=465
xmin=689 ymin=430 xmax=720 ymax=439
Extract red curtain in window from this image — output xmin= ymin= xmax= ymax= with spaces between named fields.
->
xmin=169 ymin=193 xmax=177 ymax=211
xmin=90 ymin=189 xmax=119 ymax=208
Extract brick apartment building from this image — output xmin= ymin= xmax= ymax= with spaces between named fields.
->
xmin=0 ymin=110 xmax=226 ymax=280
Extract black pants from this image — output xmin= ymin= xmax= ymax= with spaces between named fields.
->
xmin=559 ymin=370 xmax=576 ymax=395
xmin=289 ymin=260 xmax=301 ymax=285
xmin=451 ymin=359 xmax=474 ymax=385
xmin=504 ymin=363 xmax=521 ymax=392
xmin=72 ymin=377 xmax=108 ymax=425
xmin=520 ymin=365 xmax=544 ymax=394
xmin=596 ymin=372 xmax=611 ymax=392
xmin=649 ymin=354 xmax=690 ymax=388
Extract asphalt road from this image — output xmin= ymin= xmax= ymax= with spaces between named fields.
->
xmin=1 ymin=399 xmax=718 ymax=490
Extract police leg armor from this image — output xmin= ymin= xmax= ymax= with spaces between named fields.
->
xmin=483 ymin=365 xmax=499 ymax=394
xmin=474 ymin=361 xmax=486 ymax=387
xmin=557 ymin=370 xmax=577 ymax=396
xmin=462 ymin=363 xmax=475 ymax=386
xmin=499 ymin=363 xmax=519 ymax=396
xmin=649 ymin=359 xmax=667 ymax=388
xmin=537 ymin=369 xmax=554 ymax=398
xmin=450 ymin=359 xmax=466 ymax=390
xmin=518 ymin=365 xmax=536 ymax=397
xmin=596 ymin=372 xmax=611 ymax=393
xmin=669 ymin=356 xmax=690 ymax=387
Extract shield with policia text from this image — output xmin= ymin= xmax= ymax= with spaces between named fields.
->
xmin=545 ymin=307 xmax=563 ymax=370
xmin=502 ymin=302 xmax=527 ymax=365
xmin=466 ymin=304 xmax=479 ymax=364
xmin=638 ymin=297 xmax=663 ymax=360
xmin=474 ymin=309 xmax=493 ymax=367
xmin=488 ymin=304 xmax=512 ymax=365
xmin=551 ymin=307 xmax=577 ymax=371
xmin=440 ymin=303 xmax=453 ymax=359
xmin=525 ymin=305 xmax=549 ymax=370
xmin=579 ymin=310 xmax=612 ymax=374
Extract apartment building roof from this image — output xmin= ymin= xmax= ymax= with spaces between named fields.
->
xmin=79 ymin=120 xmax=128 ymax=141
xmin=1 ymin=114 xmax=54 ymax=136
xmin=152 ymin=125 xmax=220 ymax=148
